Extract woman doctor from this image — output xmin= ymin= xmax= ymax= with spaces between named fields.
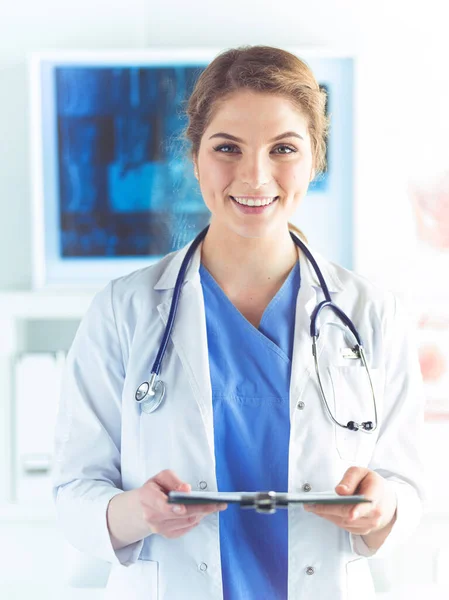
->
xmin=53 ymin=46 xmax=426 ymax=600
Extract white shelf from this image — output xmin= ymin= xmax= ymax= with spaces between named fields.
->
xmin=0 ymin=290 xmax=97 ymax=319
xmin=0 ymin=290 xmax=97 ymax=506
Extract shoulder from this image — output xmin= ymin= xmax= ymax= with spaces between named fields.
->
xmin=112 ymin=250 xmax=179 ymax=299
xmin=319 ymin=253 xmax=419 ymax=354
xmin=89 ymin=249 xmax=182 ymax=318
xmin=319 ymin=253 xmax=396 ymax=309
xmin=312 ymin=252 xmax=402 ymax=339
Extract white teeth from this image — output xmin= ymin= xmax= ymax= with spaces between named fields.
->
xmin=232 ymin=196 xmax=277 ymax=207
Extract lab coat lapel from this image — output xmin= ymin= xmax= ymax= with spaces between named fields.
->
xmin=156 ymin=253 xmax=215 ymax=457
xmin=289 ymin=270 xmax=318 ymax=417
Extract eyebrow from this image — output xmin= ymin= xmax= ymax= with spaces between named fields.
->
xmin=208 ymin=131 xmax=304 ymax=143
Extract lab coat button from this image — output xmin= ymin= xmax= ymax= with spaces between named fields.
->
xmin=297 ymin=401 xmax=305 ymax=410
xmin=302 ymin=483 xmax=312 ymax=492
xmin=306 ymin=566 xmax=315 ymax=575
xmin=199 ymin=481 xmax=208 ymax=490
xmin=199 ymin=562 xmax=208 ymax=572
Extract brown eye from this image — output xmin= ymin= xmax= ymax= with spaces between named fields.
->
xmin=213 ymin=144 xmax=240 ymax=154
xmin=272 ymin=145 xmax=297 ymax=155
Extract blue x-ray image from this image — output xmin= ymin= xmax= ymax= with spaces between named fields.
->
xmin=56 ymin=66 xmax=210 ymax=258
xmin=34 ymin=54 xmax=350 ymax=287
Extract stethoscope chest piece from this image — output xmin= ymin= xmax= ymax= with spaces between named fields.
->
xmin=135 ymin=377 xmax=166 ymax=414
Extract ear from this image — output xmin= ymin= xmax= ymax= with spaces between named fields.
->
xmin=193 ymin=159 xmax=199 ymax=181
xmin=309 ymin=167 xmax=316 ymax=182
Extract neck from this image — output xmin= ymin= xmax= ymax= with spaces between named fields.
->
xmin=200 ymin=222 xmax=299 ymax=293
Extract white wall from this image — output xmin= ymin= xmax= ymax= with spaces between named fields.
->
xmin=0 ymin=0 xmax=148 ymax=289
xmin=1 ymin=0 xmax=449 ymax=290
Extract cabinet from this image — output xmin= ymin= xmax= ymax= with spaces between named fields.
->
xmin=0 ymin=290 xmax=111 ymax=597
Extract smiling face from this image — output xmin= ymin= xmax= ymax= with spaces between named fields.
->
xmin=195 ymin=90 xmax=315 ymax=239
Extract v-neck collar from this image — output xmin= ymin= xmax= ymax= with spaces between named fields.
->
xmin=258 ymin=262 xmax=299 ymax=331
xmin=199 ymin=262 xmax=300 ymax=363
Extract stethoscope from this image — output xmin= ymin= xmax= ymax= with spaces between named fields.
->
xmin=135 ymin=225 xmax=378 ymax=433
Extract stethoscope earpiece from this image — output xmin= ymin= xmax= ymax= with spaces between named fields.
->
xmin=346 ymin=421 xmax=374 ymax=432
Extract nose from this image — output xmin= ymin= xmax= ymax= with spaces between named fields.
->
xmin=238 ymin=152 xmax=271 ymax=190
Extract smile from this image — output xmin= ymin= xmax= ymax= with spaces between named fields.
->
xmin=230 ymin=196 xmax=279 ymax=207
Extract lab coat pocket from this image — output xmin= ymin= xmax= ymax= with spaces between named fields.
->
xmin=105 ymin=559 xmax=158 ymax=600
xmin=328 ymin=366 xmax=381 ymax=463
xmin=346 ymin=558 xmax=375 ymax=600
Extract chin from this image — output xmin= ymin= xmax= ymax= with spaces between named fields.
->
xmin=227 ymin=221 xmax=282 ymax=240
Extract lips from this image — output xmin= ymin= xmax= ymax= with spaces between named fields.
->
xmin=229 ymin=195 xmax=279 ymax=215
xmin=230 ymin=195 xmax=279 ymax=207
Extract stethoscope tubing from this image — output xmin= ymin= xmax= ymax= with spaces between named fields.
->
xmin=151 ymin=226 xmax=209 ymax=377
xmin=136 ymin=226 xmax=377 ymax=431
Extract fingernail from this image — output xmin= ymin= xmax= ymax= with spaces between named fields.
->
xmin=176 ymin=483 xmax=189 ymax=491
xmin=172 ymin=505 xmax=185 ymax=514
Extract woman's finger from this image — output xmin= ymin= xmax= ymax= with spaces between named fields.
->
xmin=163 ymin=522 xmax=200 ymax=539
xmin=335 ymin=467 xmax=370 ymax=495
xmin=314 ymin=512 xmax=381 ymax=532
xmin=157 ymin=504 xmax=227 ymax=537
xmin=152 ymin=469 xmax=190 ymax=494
xmin=180 ymin=503 xmax=227 ymax=517
xmin=304 ymin=504 xmax=354 ymax=519
xmin=140 ymin=483 xmax=180 ymax=517
xmin=305 ymin=500 xmax=375 ymax=521
xmin=162 ymin=514 xmax=202 ymax=529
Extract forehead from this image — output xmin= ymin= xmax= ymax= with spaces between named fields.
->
xmin=205 ymin=90 xmax=309 ymax=138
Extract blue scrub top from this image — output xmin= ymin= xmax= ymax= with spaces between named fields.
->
xmin=200 ymin=262 xmax=301 ymax=600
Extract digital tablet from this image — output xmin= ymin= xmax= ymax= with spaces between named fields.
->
xmin=168 ymin=491 xmax=371 ymax=507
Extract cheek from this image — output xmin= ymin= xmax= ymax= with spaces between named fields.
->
xmin=278 ymin=162 xmax=311 ymax=189
xmin=201 ymin=159 xmax=235 ymax=193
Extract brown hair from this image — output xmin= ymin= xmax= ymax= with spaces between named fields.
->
xmin=288 ymin=223 xmax=308 ymax=243
xmin=185 ymin=45 xmax=329 ymax=175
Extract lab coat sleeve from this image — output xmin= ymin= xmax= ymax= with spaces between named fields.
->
xmin=350 ymin=293 xmax=427 ymax=558
xmin=52 ymin=281 xmax=144 ymax=567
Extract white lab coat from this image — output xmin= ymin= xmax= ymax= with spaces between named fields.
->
xmin=53 ymin=240 xmax=426 ymax=600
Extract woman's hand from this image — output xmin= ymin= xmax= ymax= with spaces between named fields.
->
xmin=138 ymin=469 xmax=227 ymax=539
xmin=304 ymin=467 xmax=397 ymax=549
